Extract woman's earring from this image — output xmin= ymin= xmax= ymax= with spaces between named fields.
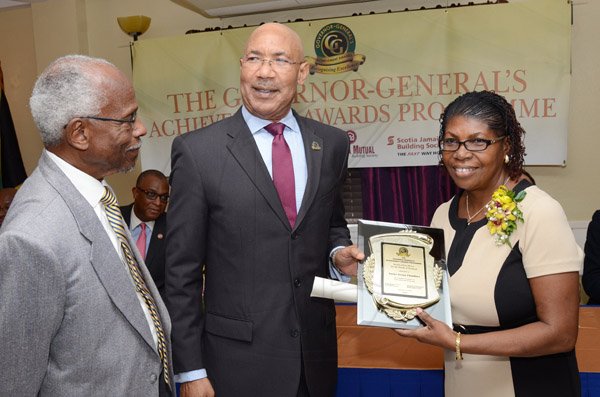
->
xmin=504 ymin=154 xmax=510 ymax=164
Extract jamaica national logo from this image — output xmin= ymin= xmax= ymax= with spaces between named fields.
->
xmin=306 ymin=23 xmax=366 ymax=75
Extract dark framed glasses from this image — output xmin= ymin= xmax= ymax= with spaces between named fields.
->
xmin=440 ymin=136 xmax=506 ymax=152
xmin=136 ymin=187 xmax=169 ymax=203
xmin=81 ymin=111 xmax=137 ymax=126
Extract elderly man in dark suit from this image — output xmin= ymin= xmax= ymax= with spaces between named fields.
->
xmin=0 ymin=55 xmax=173 ymax=396
xmin=121 ymin=169 xmax=169 ymax=297
xmin=166 ymin=23 xmax=364 ymax=397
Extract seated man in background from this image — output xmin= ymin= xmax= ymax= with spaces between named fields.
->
xmin=0 ymin=187 xmax=17 ymax=227
xmin=121 ymin=169 xmax=169 ymax=297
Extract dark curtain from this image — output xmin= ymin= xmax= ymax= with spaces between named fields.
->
xmin=361 ymin=165 xmax=458 ymax=226
xmin=0 ymin=88 xmax=27 ymax=188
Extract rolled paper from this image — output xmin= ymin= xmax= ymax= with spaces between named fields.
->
xmin=311 ymin=276 xmax=358 ymax=302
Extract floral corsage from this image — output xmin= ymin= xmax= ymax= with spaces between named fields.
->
xmin=485 ymin=185 xmax=526 ymax=247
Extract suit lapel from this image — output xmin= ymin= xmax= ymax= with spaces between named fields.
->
xmin=295 ymin=112 xmax=323 ymax=229
xmin=120 ymin=204 xmax=132 ymax=228
xmin=145 ymin=215 xmax=165 ymax=264
xmin=226 ymin=110 xmax=292 ymax=229
xmin=38 ymin=152 xmax=158 ymax=352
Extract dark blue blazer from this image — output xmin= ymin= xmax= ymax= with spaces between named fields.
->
xmin=120 ymin=203 xmax=166 ymax=299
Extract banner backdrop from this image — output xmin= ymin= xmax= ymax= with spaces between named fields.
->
xmin=133 ymin=0 xmax=570 ymax=174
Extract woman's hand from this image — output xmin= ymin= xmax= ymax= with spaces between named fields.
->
xmin=395 ymin=272 xmax=580 ymax=357
xmin=394 ymin=307 xmax=455 ymax=351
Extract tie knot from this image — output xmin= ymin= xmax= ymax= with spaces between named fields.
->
xmin=100 ymin=187 xmax=118 ymax=207
xmin=139 ymin=222 xmax=146 ymax=232
xmin=264 ymin=122 xmax=285 ymax=137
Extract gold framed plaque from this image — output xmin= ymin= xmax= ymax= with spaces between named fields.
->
xmin=357 ymin=220 xmax=452 ymax=329
xmin=363 ymin=232 xmax=443 ymax=322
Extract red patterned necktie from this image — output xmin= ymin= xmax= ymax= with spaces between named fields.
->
xmin=264 ymin=122 xmax=297 ymax=227
xmin=136 ymin=223 xmax=147 ymax=260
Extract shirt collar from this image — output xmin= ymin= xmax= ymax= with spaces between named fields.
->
xmin=130 ymin=208 xmax=155 ymax=231
xmin=45 ymin=150 xmax=107 ymax=208
xmin=241 ymin=106 xmax=300 ymax=135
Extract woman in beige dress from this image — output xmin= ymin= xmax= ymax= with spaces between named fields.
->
xmin=396 ymin=91 xmax=582 ymax=397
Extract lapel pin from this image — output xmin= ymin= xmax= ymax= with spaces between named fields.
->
xmin=311 ymin=141 xmax=321 ymax=151
xmin=157 ymin=233 xmax=164 ymax=240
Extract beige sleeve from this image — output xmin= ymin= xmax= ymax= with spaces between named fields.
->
xmin=520 ymin=189 xmax=583 ymax=278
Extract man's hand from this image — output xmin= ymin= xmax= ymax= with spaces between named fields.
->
xmin=333 ymin=245 xmax=365 ymax=276
xmin=180 ymin=378 xmax=215 ymax=397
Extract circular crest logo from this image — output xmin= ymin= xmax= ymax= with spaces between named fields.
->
xmin=314 ymin=23 xmax=356 ymax=58
xmin=306 ymin=23 xmax=366 ymax=75
xmin=396 ymin=247 xmax=410 ymax=257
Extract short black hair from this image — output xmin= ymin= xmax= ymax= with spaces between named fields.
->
xmin=136 ymin=169 xmax=168 ymax=187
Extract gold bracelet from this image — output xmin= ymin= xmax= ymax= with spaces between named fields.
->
xmin=455 ymin=332 xmax=463 ymax=360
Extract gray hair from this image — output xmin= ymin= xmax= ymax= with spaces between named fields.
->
xmin=29 ymin=55 xmax=116 ymax=147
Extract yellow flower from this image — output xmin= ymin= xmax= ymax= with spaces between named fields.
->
xmin=485 ymin=184 xmax=526 ymax=248
xmin=503 ymin=202 xmax=516 ymax=212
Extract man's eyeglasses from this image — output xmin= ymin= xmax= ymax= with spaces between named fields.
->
xmin=240 ymin=56 xmax=304 ymax=71
xmin=440 ymin=136 xmax=506 ymax=152
xmin=136 ymin=187 xmax=169 ymax=203
xmin=82 ymin=111 xmax=137 ymax=126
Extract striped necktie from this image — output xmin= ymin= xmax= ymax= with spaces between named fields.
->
xmin=100 ymin=187 xmax=171 ymax=389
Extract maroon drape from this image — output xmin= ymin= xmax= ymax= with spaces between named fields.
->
xmin=361 ymin=166 xmax=458 ymax=226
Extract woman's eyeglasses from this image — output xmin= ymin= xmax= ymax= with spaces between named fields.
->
xmin=440 ymin=136 xmax=506 ymax=152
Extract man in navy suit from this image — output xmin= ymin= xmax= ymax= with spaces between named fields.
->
xmin=166 ymin=23 xmax=364 ymax=397
xmin=121 ymin=169 xmax=169 ymax=298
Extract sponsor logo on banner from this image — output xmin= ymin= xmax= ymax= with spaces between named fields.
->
xmin=347 ymin=130 xmax=357 ymax=144
xmin=387 ymin=136 xmax=440 ymax=159
xmin=307 ymin=23 xmax=366 ymax=75
xmin=347 ymin=129 xmax=377 ymax=158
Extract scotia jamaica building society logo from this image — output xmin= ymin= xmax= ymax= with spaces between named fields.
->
xmin=306 ymin=23 xmax=366 ymax=75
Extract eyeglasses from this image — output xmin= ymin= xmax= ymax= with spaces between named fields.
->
xmin=82 ymin=111 xmax=137 ymax=127
xmin=240 ymin=56 xmax=303 ymax=71
xmin=440 ymin=136 xmax=506 ymax=152
xmin=136 ymin=187 xmax=169 ymax=203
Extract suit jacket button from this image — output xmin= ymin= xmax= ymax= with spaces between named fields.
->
xmin=294 ymin=278 xmax=301 ymax=287
xmin=150 ymin=373 xmax=158 ymax=383
xmin=291 ymin=329 xmax=300 ymax=338
xmin=291 ymin=232 xmax=299 ymax=239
